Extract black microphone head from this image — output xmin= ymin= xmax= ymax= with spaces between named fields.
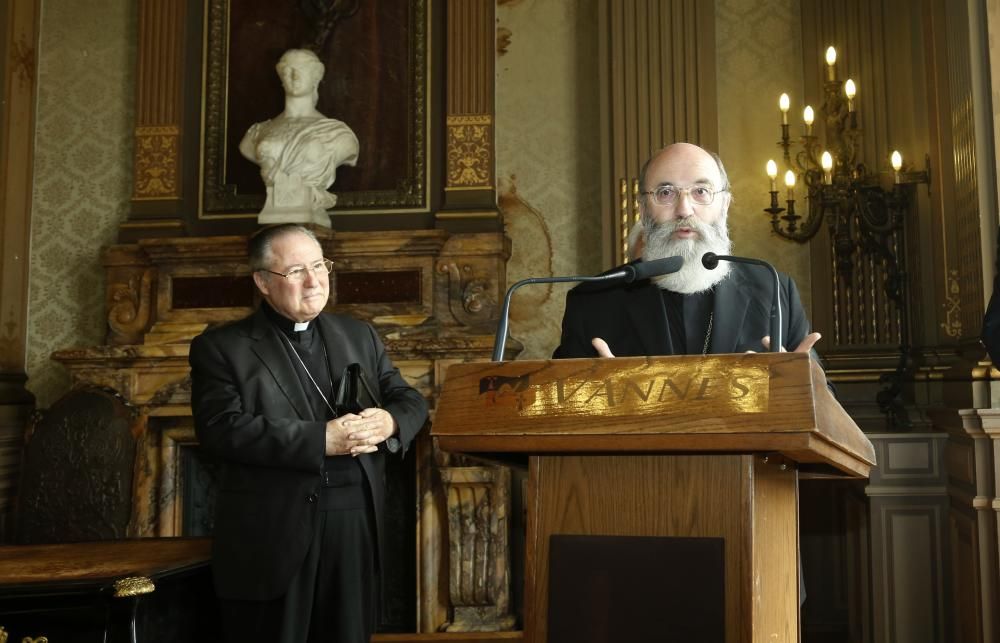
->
xmin=702 ymin=252 xmax=719 ymax=270
xmin=629 ymin=256 xmax=683 ymax=282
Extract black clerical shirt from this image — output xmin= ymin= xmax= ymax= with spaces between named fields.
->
xmin=660 ymin=288 xmax=714 ymax=355
xmin=262 ymin=303 xmax=364 ymax=495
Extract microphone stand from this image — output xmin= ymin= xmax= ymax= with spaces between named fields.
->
xmin=492 ymin=273 xmax=627 ymax=362
xmin=492 ymin=256 xmax=685 ymax=361
xmin=702 ymin=252 xmax=782 ymax=353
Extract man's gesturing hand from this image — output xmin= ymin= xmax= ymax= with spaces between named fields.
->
xmin=592 ymin=337 xmax=616 ymax=358
xmin=325 ymin=408 xmax=397 ymax=456
xmin=761 ymin=332 xmax=822 ymax=353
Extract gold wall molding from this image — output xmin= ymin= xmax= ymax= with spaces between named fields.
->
xmin=133 ymin=126 xmax=180 ymax=199
xmin=941 ymin=268 xmax=963 ymax=338
xmin=446 ymin=115 xmax=492 ymax=189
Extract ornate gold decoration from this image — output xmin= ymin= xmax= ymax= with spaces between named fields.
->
xmin=941 ymin=268 xmax=962 ymax=338
xmin=446 ymin=115 xmax=492 ymax=188
xmin=440 ymin=465 xmax=516 ymax=632
xmin=21 ymin=637 xmax=48 ymax=643
xmin=133 ymin=126 xmax=179 ymax=199
xmin=0 ymin=626 xmax=6 ymax=643
xmin=113 ymin=575 xmax=155 ymax=597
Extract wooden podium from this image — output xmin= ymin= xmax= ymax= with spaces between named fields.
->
xmin=433 ymin=352 xmax=875 ymax=643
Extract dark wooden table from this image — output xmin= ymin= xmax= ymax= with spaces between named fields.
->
xmin=0 ymin=538 xmax=216 ymax=643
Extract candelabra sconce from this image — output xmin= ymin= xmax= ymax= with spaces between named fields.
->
xmin=762 ymin=46 xmax=931 ymax=430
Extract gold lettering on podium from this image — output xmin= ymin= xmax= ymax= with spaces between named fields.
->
xmin=486 ymin=359 xmax=770 ymax=417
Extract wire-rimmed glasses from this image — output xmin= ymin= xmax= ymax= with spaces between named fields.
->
xmin=641 ymin=184 xmax=728 ymax=206
xmin=260 ymin=258 xmax=334 ymax=282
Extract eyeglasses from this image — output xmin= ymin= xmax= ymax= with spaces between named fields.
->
xmin=641 ymin=184 xmax=728 ymax=206
xmin=260 ymin=258 xmax=334 ymax=283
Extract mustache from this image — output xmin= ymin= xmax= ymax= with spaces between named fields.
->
xmin=644 ymin=215 xmax=727 ymax=246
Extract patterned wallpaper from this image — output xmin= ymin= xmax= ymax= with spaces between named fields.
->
xmin=496 ymin=0 xmax=603 ymax=360
xmin=26 ymin=0 xmax=136 ymax=407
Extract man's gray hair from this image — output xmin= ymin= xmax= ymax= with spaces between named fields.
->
xmin=248 ymin=224 xmax=320 ymax=273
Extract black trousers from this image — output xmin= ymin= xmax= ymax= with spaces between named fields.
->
xmin=220 ymin=485 xmax=377 ymax=643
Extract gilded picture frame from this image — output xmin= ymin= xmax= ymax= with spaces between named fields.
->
xmin=200 ymin=0 xmax=429 ymax=218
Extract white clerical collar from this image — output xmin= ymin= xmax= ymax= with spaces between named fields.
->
xmin=293 ymin=321 xmax=310 ymax=332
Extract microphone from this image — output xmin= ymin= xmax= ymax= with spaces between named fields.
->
xmin=492 ymin=256 xmax=684 ymax=361
xmin=701 ymin=252 xmax=782 ymax=353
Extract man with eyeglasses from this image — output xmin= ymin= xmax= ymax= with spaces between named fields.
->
xmin=189 ymin=223 xmax=428 ymax=643
xmin=555 ymin=142 xmax=821 ymax=359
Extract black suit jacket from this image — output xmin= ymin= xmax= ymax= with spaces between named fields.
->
xmin=554 ymin=262 xmax=813 ymax=358
xmin=189 ymin=308 xmax=428 ymax=601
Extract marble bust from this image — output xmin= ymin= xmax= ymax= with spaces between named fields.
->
xmin=239 ymin=48 xmax=359 ymax=227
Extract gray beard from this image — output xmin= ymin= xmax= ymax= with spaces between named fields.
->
xmin=642 ymin=215 xmax=733 ymax=294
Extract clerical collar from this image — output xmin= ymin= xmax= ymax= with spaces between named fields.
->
xmin=262 ymin=302 xmax=314 ymax=338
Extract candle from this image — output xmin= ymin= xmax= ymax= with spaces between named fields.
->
xmin=803 ymin=105 xmax=814 ymax=135
xmin=766 ymin=159 xmax=778 ymax=191
xmin=784 ymin=169 xmax=796 ymax=200
xmin=891 ymin=150 xmax=902 ymax=182
xmin=825 ymin=46 xmax=837 ymax=81
xmin=821 ymin=151 xmax=833 ymax=185
xmin=779 ymin=93 xmax=790 ymax=125
xmin=844 ymin=78 xmax=856 ymax=112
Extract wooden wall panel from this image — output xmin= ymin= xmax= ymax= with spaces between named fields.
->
xmin=597 ymin=0 xmax=718 ymax=267
xmin=867 ymin=433 xmax=950 ymax=643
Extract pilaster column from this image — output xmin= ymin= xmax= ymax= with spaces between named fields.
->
xmin=0 ymin=0 xmax=41 ymax=541
xmin=438 ymin=0 xmax=499 ymax=231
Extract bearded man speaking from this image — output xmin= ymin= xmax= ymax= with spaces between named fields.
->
xmin=553 ymin=142 xmax=821 ymax=359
